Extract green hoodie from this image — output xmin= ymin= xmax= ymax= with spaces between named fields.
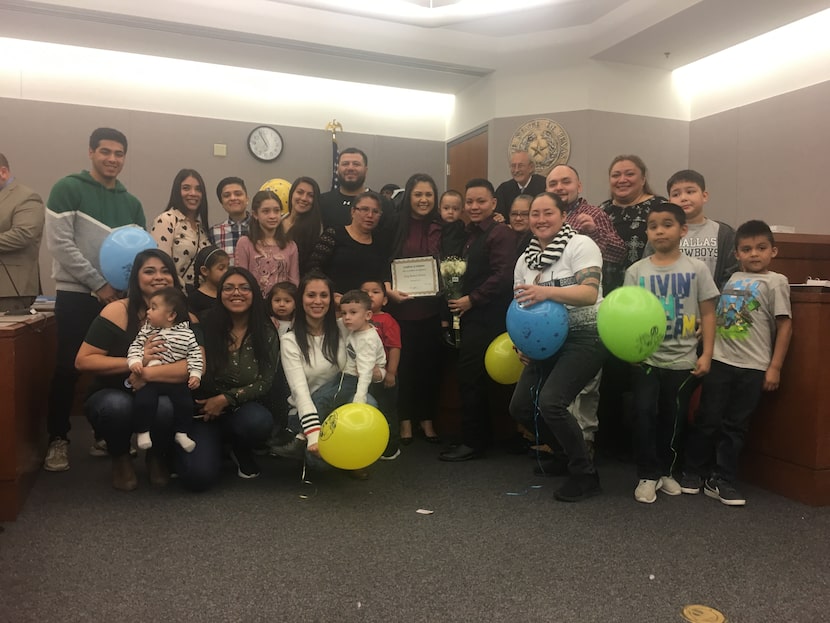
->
xmin=45 ymin=170 xmax=145 ymax=293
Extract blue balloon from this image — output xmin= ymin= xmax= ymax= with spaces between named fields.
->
xmin=506 ymin=299 xmax=569 ymax=360
xmin=99 ymin=226 xmax=157 ymax=291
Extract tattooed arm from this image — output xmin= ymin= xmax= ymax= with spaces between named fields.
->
xmin=513 ymin=266 xmax=601 ymax=308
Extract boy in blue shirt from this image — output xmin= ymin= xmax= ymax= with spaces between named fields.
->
xmin=624 ymin=202 xmax=719 ymax=504
xmin=680 ymin=220 xmax=792 ymax=506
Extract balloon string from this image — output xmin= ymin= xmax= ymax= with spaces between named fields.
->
xmin=668 ymin=373 xmax=695 ymax=475
xmin=531 ymin=365 xmax=546 ymax=472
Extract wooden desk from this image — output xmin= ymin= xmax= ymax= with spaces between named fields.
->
xmin=0 ymin=313 xmax=56 ymax=521
xmin=770 ymin=233 xmax=830 ymax=284
xmin=741 ymin=291 xmax=830 ymax=506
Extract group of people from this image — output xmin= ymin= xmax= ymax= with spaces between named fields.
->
xmin=1 ymin=126 xmax=790 ymax=504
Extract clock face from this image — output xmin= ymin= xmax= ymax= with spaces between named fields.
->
xmin=247 ymin=126 xmax=284 ymax=162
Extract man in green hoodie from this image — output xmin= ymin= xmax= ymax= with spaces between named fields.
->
xmin=43 ymin=128 xmax=145 ymax=472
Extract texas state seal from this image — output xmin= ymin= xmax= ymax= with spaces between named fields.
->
xmin=509 ymin=118 xmax=570 ymax=176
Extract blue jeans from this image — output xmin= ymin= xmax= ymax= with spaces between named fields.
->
xmin=509 ymin=329 xmax=607 ymax=476
xmin=287 ymin=373 xmax=379 ymax=433
xmin=179 ymin=401 xmax=273 ymax=491
xmin=86 ymin=389 xmax=272 ymax=491
xmin=684 ymin=360 xmax=765 ymax=482
xmin=632 ymin=365 xmax=698 ymax=480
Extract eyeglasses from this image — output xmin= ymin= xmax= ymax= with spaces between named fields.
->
xmin=354 ymin=206 xmax=382 ymax=216
xmin=510 ymin=212 xmax=530 ymax=219
xmin=221 ymin=284 xmax=253 ymax=294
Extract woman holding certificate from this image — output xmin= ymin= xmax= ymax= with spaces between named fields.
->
xmin=386 ymin=173 xmax=443 ymax=445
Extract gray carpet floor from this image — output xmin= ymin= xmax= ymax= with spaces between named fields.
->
xmin=2 ymin=418 xmax=829 ymax=623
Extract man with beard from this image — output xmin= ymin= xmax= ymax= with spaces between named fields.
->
xmin=319 ymin=148 xmax=397 ymax=256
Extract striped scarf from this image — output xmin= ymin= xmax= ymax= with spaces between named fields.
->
xmin=523 ymin=224 xmax=577 ymax=270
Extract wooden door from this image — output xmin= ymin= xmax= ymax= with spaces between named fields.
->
xmin=447 ymin=127 xmax=488 ymax=194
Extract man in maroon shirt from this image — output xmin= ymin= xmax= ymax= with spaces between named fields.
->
xmin=440 ymin=179 xmax=515 ymax=462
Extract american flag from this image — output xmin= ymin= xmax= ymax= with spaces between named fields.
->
xmin=330 ymin=139 xmax=339 ymax=191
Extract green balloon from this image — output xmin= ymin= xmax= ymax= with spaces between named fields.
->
xmin=597 ymin=286 xmax=666 ymax=362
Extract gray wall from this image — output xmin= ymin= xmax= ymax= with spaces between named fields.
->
xmin=0 ymin=98 xmax=444 ymax=295
xmin=489 ymin=110 xmax=690 ymax=207
xmin=689 ymin=80 xmax=828 ymax=234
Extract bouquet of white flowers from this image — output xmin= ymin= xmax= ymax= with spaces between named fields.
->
xmin=439 ymin=256 xmax=467 ymax=348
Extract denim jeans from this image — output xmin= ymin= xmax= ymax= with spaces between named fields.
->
xmin=632 ymin=364 xmax=699 ymax=480
xmin=509 ymin=329 xmax=607 ymax=476
xmin=134 ymin=381 xmax=194 ymax=436
xmin=86 ymin=388 xmax=272 ymax=491
xmin=287 ymin=373 xmax=379 ymax=434
xmin=685 ymin=360 xmax=765 ymax=482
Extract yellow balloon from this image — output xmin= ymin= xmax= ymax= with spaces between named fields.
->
xmin=485 ymin=332 xmax=524 ymax=385
xmin=259 ymin=178 xmax=291 ymax=215
xmin=318 ymin=403 xmax=390 ymax=470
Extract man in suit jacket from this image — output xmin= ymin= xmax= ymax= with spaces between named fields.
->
xmin=494 ymin=150 xmax=546 ymax=219
xmin=0 ymin=153 xmax=45 ymax=312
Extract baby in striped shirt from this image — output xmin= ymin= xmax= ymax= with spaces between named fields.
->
xmin=128 ymin=287 xmax=203 ymax=453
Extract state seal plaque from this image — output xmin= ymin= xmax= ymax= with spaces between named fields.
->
xmin=509 ymin=118 xmax=570 ymax=176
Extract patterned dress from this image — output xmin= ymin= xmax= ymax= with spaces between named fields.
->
xmin=151 ymin=209 xmax=211 ymax=288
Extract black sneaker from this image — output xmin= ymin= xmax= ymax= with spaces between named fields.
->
xmin=379 ymin=445 xmax=400 ymax=461
xmin=230 ymin=447 xmax=261 ymax=479
xmin=679 ymin=472 xmax=703 ymax=495
xmin=553 ymin=472 xmax=601 ymax=502
xmin=704 ymin=477 xmax=745 ymax=506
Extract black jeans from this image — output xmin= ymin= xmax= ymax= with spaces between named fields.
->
xmin=632 ymin=364 xmax=698 ymax=480
xmin=134 ymin=381 xmax=194 ymax=436
xmin=509 ymin=329 xmax=607 ymax=476
xmin=685 ymin=360 xmax=765 ymax=482
xmin=47 ymin=290 xmax=104 ymax=440
xmin=397 ymin=315 xmax=443 ymax=426
xmin=457 ymin=308 xmax=506 ymax=450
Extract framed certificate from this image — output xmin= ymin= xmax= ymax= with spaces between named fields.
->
xmin=391 ymin=256 xmax=440 ymax=297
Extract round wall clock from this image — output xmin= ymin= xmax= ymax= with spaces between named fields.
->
xmin=247 ymin=125 xmax=284 ymax=162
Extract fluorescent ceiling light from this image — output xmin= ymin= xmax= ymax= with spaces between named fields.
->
xmin=277 ymin=0 xmax=556 ymax=25
xmin=673 ymin=7 xmax=830 ymax=98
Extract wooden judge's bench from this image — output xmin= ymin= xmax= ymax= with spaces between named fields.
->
xmin=740 ymin=233 xmax=830 ymax=506
xmin=0 ymin=312 xmax=56 ymax=521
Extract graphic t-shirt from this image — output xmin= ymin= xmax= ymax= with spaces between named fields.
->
xmin=713 ymin=271 xmax=791 ymax=371
xmin=624 ymin=255 xmax=719 ymax=370
xmin=679 ymin=219 xmax=720 ymax=278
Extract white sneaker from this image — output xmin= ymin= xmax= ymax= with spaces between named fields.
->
xmin=89 ymin=439 xmax=108 ymax=457
xmin=660 ymin=475 xmax=682 ymax=496
xmin=44 ymin=439 xmax=70 ymax=472
xmin=634 ymin=478 xmax=662 ymax=503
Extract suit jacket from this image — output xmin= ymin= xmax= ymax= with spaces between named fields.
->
xmin=0 ymin=179 xmax=45 ymax=298
xmin=494 ymin=173 xmax=546 ymax=219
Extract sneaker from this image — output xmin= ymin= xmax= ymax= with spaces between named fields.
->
xmin=553 ymin=472 xmax=601 ymax=502
xmin=704 ymin=477 xmax=746 ymax=506
xmin=269 ymin=436 xmax=307 ymax=460
xmin=230 ymin=448 xmax=261 ymax=479
xmin=679 ymin=473 xmax=703 ymax=494
xmin=44 ymin=439 xmax=70 ymax=472
xmin=660 ymin=475 xmax=682 ymax=496
xmin=634 ymin=478 xmax=662 ymax=504
xmin=89 ymin=439 xmax=108 ymax=457
xmin=379 ymin=446 xmax=400 ymax=461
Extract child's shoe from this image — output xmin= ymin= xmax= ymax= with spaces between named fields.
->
xmin=660 ymin=475 xmax=682 ymax=496
xmin=679 ymin=473 xmax=703 ymax=494
xmin=175 ymin=432 xmax=196 ymax=453
xmin=704 ymin=477 xmax=746 ymax=506
xmin=136 ymin=431 xmax=152 ymax=450
xmin=634 ymin=478 xmax=662 ymax=503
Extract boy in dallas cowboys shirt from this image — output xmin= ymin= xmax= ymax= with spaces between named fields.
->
xmin=128 ymin=287 xmax=203 ymax=453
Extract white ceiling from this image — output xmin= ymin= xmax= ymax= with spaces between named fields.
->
xmin=1 ymin=0 xmax=827 ymax=94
